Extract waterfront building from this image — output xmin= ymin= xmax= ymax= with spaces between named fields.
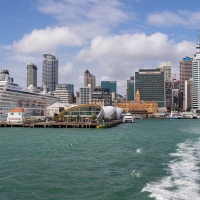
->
xmin=84 ymin=70 xmax=96 ymax=91
xmin=126 ymin=76 xmax=135 ymax=101
xmin=59 ymin=104 xmax=123 ymax=122
xmin=192 ymin=30 xmax=200 ymax=111
xmin=185 ymin=79 xmax=193 ymax=111
xmin=180 ymin=57 xmax=193 ymax=92
xmin=46 ymin=102 xmax=74 ymax=118
xmin=7 ymin=108 xmax=26 ymax=122
xmin=52 ymin=84 xmax=73 ymax=104
xmin=135 ymin=68 xmax=165 ymax=108
xmin=90 ymin=88 xmax=112 ymax=106
xmin=27 ymin=63 xmax=37 ymax=87
xmin=117 ymin=90 xmax=158 ymax=115
xmin=80 ymin=85 xmax=92 ymax=104
xmin=159 ymin=61 xmax=171 ymax=82
xmin=101 ymin=81 xmax=117 ymax=94
xmin=42 ymin=54 xmax=58 ymax=91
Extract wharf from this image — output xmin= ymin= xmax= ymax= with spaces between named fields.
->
xmin=0 ymin=120 xmax=123 ymax=128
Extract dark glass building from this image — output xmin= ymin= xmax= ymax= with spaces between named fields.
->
xmin=42 ymin=54 xmax=58 ymax=91
xmin=135 ymin=69 xmax=165 ymax=107
xmin=127 ymin=76 xmax=135 ymax=101
xmin=101 ymin=81 xmax=117 ymax=93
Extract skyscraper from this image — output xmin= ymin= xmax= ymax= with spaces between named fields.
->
xmin=135 ymin=68 xmax=165 ymax=108
xmin=84 ymin=70 xmax=96 ymax=91
xmin=192 ymin=29 xmax=200 ymax=111
xmin=42 ymin=54 xmax=58 ymax=91
xmin=27 ymin=63 xmax=37 ymax=87
xmin=126 ymin=76 xmax=135 ymax=101
xmin=159 ymin=61 xmax=171 ymax=82
xmin=180 ymin=56 xmax=193 ymax=93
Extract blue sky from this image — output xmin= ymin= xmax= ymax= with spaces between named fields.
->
xmin=0 ymin=0 xmax=200 ymax=95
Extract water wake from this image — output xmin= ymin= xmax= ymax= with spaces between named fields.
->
xmin=142 ymin=139 xmax=200 ymax=200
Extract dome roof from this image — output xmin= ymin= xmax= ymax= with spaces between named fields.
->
xmin=116 ymin=108 xmax=123 ymax=119
xmin=102 ymin=106 xmax=116 ymax=119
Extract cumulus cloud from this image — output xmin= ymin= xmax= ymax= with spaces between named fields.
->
xmin=37 ymin=0 xmax=136 ymax=39
xmin=76 ymin=32 xmax=195 ymax=63
xmin=12 ymin=27 xmax=82 ymax=55
xmin=147 ymin=11 xmax=200 ymax=27
xmin=59 ymin=62 xmax=73 ymax=76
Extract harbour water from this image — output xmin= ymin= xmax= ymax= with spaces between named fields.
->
xmin=1 ymin=119 xmax=200 ymax=200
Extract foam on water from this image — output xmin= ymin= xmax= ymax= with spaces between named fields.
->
xmin=142 ymin=139 xmax=200 ymax=200
xmin=136 ymin=148 xmax=142 ymax=154
xmin=131 ymin=169 xmax=141 ymax=178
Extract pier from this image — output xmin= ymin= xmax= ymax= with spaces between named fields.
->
xmin=0 ymin=120 xmax=123 ymax=128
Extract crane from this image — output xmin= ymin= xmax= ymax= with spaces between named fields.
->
xmin=172 ymin=74 xmax=176 ymax=82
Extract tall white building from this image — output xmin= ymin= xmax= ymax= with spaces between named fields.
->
xmin=192 ymin=29 xmax=200 ymax=111
xmin=158 ymin=61 xmax=171 ymax=82
xmin=52 ymin=84 xmax=73 ymax=104
xmin=84 ymin=70 xmax=96 ymax=91
xmin=80 ymin=84 xmax=91 ymax=104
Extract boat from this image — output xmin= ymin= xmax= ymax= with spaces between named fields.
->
xmin=167 ymin=111 xmax=182 ymax=119
xmin=0 ymin=70 xmax=60 ymax=120
xmin=123 ymin=113 xmax=135 ymax=123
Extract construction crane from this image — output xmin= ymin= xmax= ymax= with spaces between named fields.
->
xmin=172 ymin=74 xmax=176 ymax=83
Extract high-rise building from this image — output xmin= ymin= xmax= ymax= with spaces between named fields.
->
xmin=80 ymin=85 xmax=92 ymax=104
xmin=101 ymin=81 xmax=117 ymax=93
xmin=42 ymin=54 xmax=58 ymax=91
xmin=159 ymin=61 xmax=171 ymax=82
xmin=84 ymin=70 xmax=96 ymax=91
xmin=90 ymin=88 xmax=112 ymax=106
xmin=126 ymin=76 xmax=134 ymax=101
xmin=27 ymin=63 xmax=37 ymax=87
xmin=192 ymin=30 xmax=200 ymax=111
xmin=180 ymin=56 xmax=193 ymax=92
xmin=52 ymin=84 xmax=73 ymax=104
xmin=185 ymin=79 xmax=193 ymax=111
xmin=135 ymin=68 xmax=165 ymax=108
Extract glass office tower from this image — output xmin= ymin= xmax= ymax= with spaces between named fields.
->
xmin=135 ymin=69 xmax=165 ymax=108
xmin=101 ymin=81 xmax=117 ymax=93
xmin=42 ymin=54 xmax=58 ymax=91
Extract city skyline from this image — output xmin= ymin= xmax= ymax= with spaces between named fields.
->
xmin=0 ymin=0 xmax=199 ymax=94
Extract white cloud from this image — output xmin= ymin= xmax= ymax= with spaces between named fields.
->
xmin=37 ymin=0 xmax=136 ymax=39
xmin=147 ymin=11 xmax=200 ymax=28
xmin=12 ymin=26 xmax=82 ymax=55
xmin=0 ymin=45 xmax=12 ymax=52
xmin=59 ymin=62 xmax=73 ymax=76
xmin=76 ymin=32 xmax=195 ymax=63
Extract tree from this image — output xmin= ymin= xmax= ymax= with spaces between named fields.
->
xmin=91 ymin=115 xmax=97 ymax=122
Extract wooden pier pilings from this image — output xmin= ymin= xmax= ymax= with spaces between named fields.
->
xmin=0 ymin=120 xmax=122 ymax=129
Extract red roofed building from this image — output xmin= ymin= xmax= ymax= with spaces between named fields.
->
xmin=7 ymin=108 xmax=26 ymax=123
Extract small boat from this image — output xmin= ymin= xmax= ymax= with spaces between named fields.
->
xmin=167 ymin=111 xmax=182 ymax=119
xmin=123 ymin=113 xmax=135 ymax=123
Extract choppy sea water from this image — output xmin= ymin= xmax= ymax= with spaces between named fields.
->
xmin=0 ymin=119 xmax=200 ymax=200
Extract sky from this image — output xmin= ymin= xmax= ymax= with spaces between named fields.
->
xmin=0 ymin=0 xmax=200 ymax=95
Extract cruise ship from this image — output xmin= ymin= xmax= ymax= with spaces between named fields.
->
xmin=0 ymin=70 xmax=59 ymax=120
